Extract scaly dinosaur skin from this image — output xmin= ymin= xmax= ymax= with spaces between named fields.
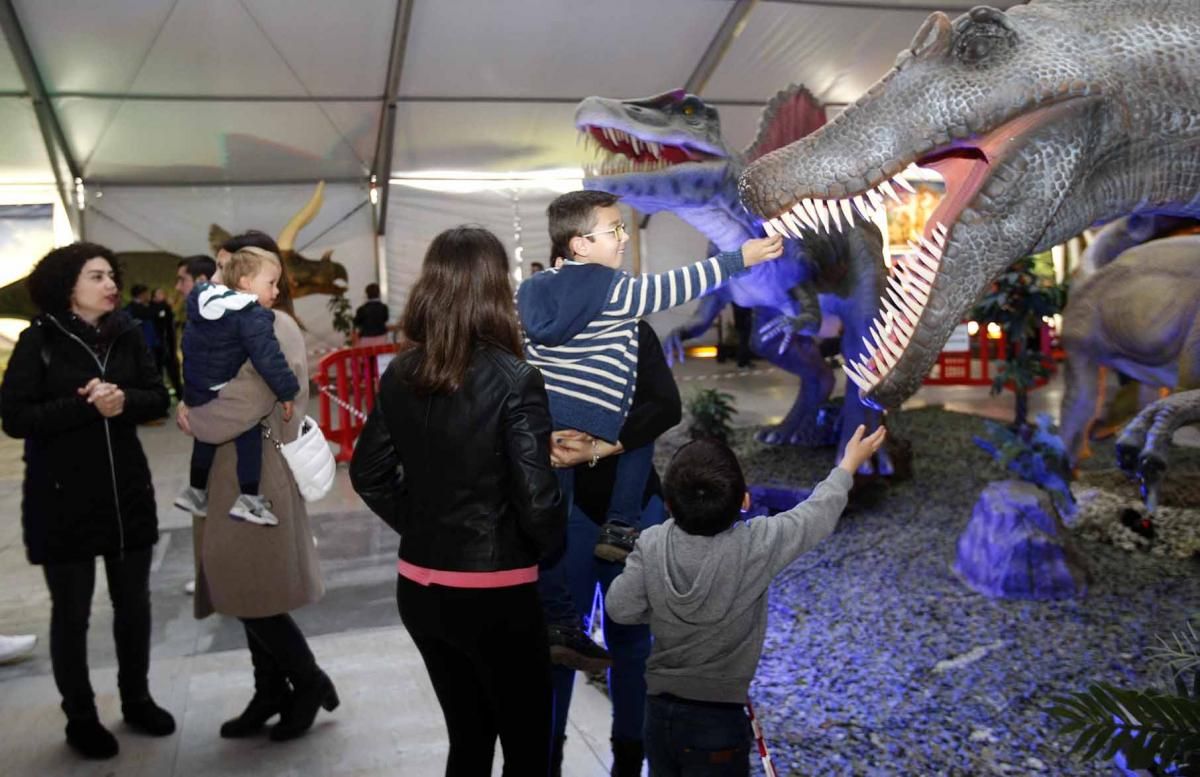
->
xmin=739 ymin=0 xmax=1200 ymax=490
xmin=1061 ymin=236 xmax=1200 ymax=510
xmin=575 ymin=90 xmax=890 ymax=469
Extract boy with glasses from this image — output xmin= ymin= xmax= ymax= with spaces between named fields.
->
xmin=518 ymin=190 xmax=782 ymax=668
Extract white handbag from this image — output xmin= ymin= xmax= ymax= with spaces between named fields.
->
xmin=263 ymin=416 xmax=336 ymax=502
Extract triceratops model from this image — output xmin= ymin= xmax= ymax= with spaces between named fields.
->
xmin=575 ymin=87 xmax=892 ymax=471
xmin=739 ymin=0 xmax=1200 ymax=505
xmin=0 ymin=182 xmax=348 ymax=320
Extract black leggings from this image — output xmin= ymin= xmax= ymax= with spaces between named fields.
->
xmin=239 ymin=614 xmax=318 ymax=691
xmin=397 ymin=576 xmax=553 ymax=777
xmin=43 ymin=547 xmax=154 ymax=720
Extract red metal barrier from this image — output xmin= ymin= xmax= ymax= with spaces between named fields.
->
xmin=314 ymin=343 xmax=398 ymax=462
xmin=923 ymin=322 xmax=1055 ymax=388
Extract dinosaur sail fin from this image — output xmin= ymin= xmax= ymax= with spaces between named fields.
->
xmin=744 ymin=84 xmax=827 ymax=163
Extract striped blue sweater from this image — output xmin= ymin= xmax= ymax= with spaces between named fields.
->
xmin=517 ymin=251 xmax=745 ymax=441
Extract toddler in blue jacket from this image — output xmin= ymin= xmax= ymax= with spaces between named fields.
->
xmin=175 ymin=247 xmax=299 ymax=525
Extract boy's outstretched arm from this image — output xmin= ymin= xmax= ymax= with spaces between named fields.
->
xmin=759 ymin=424 xmax=887 ymax=577
xmin=608 ymin=235 xmax=783 ymax=319
xmin=605 ymin=544 xmax=651 ymax=625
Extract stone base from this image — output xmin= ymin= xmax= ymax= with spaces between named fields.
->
xmin=954 ymin=480 xmax=1090 ymax=600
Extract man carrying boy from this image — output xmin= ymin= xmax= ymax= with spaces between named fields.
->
xmin=606 ymin=423 xmax=886 ymax=775
xmin=517 ymin=190 xmax=783 ymax=666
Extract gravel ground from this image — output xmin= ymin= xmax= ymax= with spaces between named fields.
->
xmin=653 ymin=407 xmax=1200 ymax=776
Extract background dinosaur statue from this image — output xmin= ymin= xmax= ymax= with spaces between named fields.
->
xmin=575 ymin=87 xmax=892 ymax=471
xmin=0 ymin=182 xmax=348 ymax=320
xmin=1059 ymin=235 xmax=1200 ymax=508
xmin=739 ymin=0 xmax=1200 ymax=506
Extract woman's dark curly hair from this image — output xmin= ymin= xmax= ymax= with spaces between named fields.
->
xmin=26 ymin=242 xmax=122 ymax=315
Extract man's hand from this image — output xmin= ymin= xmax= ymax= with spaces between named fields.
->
xmin=837 ymin=424 xmax=887 ymax=475
xmin=740 ymin=234 xmax=784 ymax=267
xmin=176 ymin=402 xmax=192 ymax=436
xmin=282 ymin=400 xmax=294 ymax=423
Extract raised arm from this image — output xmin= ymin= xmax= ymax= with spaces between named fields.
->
xmin=607 ymin=252 xmax=745 ymax=319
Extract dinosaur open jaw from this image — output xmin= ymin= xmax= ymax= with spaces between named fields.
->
xmin=843 ymin=219 xmax=951 ymax=397
xmin=578 ymin=125 xmax=721 ymax=177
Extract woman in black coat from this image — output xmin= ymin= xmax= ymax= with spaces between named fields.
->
xmin=0 ymin=242 xmax=173 ymax=760
xmin=351 ymin=226 xmax=565 ymax=777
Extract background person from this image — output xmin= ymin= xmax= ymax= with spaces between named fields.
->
xmin=179 ymin=252 xmax=335 ymax=743
xmin=0 ymin=242 xmax=173 ymax=760
xmin=352 ymin=282 xmax=392 ymax=346
xmin=351 ymin=226 xmax=565 ymax=776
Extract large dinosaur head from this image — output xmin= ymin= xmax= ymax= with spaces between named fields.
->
xmin=575 ymin=90 xmax=732 ymax=210
xmin=740 ymin=2 xmax=1118 ymax=409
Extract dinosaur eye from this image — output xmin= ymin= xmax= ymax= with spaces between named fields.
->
xmin=682 ymin=104 xmax=696 ymax=116
xmin=957 ymin=29 xmax=1009 ymax=64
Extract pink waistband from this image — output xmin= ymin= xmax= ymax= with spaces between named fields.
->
xmin=397 ymin=559 xmax=539 ymax=589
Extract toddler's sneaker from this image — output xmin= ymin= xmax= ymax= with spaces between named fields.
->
xmin=230 ymin=494 xmax=279 ymax=526
xmin=593 ymin=521 xmax=639 ymax=563
xmin=174 ymin=486 xmax=208 ymax=516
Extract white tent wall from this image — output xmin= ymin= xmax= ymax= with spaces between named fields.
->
xmin=383 ymin=183 xmax=561 ymax=316
xmin=81 ymin=182 xmax=375 ymax=359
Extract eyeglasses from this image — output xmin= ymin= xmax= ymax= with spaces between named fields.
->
xmin=582 ymin=222 xmax=627 ymax=241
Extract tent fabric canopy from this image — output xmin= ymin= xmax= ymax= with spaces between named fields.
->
xmin=0 ymin=0 xmax=1018 ymax=188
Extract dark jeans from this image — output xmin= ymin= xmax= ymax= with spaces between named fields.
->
xmin=606 ymin=443 xmax=654 ymax=527
xmin=537 ymin=469 xmax=578 ymax=626
xmin=398 ymin=576 xmax=552 ymax=777
xmin=538 ymin=447 xmax=656 ymax=626
xmin=552 ymin=495 xmax=664 ymax=742
xmin=42 ymin=546 xmax=154 ymax=719
xmin=191 ymin=426 xmax=263 ymax=494
xmin=239 ymin=614 xmax=318 ymax=690
xmin=644 ymin=695 xmax=753 ymax=777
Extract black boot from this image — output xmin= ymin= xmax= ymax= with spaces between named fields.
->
xmin=122 ymin=697 xmax=176 ymax=736
xmin=220 ymin=687 xmax=292 ymax=738
xmin=611 ymin=737 xmax=644 ymax=777
xmin=65 ymin=717 xmax=119 ymax=759
xmin=550 ymin=734 xmax=566 ymax=777
xmin=269 ymin=669 xmax=339 ymax=742
xmin=548 ymin=625 xmax=613 ymax=673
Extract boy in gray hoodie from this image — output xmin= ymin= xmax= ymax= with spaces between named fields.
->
xmin=606 ymin=423 xmax=886 ymax=775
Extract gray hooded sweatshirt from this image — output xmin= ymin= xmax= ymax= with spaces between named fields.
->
xmin=605 ymin=466 xmax=853 ymax=704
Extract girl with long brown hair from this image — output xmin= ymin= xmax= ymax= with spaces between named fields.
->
xmin=351 ymin=226 xmax=564 ymax=776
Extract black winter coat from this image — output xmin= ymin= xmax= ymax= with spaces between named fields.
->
xmin=350 ymin=345 xmax=565 ymax=572
xmin=1 ymin=312 xmax=169 ymax=564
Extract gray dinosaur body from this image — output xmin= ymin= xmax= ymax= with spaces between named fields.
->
xmin=739 ymin=0 xmax=1200 ymax=498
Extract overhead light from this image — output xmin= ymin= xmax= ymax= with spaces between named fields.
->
xmin=390 ymin=168 xmax=584 ymax=193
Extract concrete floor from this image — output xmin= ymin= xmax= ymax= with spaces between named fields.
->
xmin=0 ymin=359 xmax=1194 ymax=776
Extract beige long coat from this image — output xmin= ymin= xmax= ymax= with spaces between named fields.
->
xmin=188 ymin=312 xmax=324 ymax=619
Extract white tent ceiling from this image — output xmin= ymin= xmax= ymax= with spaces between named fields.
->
xmin=0 ymin=0 xmax=1022 ymax=192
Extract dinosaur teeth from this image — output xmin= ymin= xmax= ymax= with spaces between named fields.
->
xmin=893 ymin=175 xmax=916 ymax=194
xmin=781 ymin=211 xmax=806 ymax=239
xmin=879 ymin=180 xmax=901 ymax=203
xmin=791 ymin=202 xmax=816 ymax=231
xmin=648 ymin=141 xmax=661 ymax=159
xmin=843 ymin=364 xmax=871 ymax=393
xmin=812 ymin=200 xmax=831 ymax=233
xmin=839 ymin=198 xmax=855 ymax=227
xmin=852 ymin=195 xmax=873 ymax=221
xmin=827 ymin=197 xmax=842 ymax=231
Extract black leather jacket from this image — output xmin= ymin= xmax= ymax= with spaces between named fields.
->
xmin=350 ymin=345 xmax=565 ymax=572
